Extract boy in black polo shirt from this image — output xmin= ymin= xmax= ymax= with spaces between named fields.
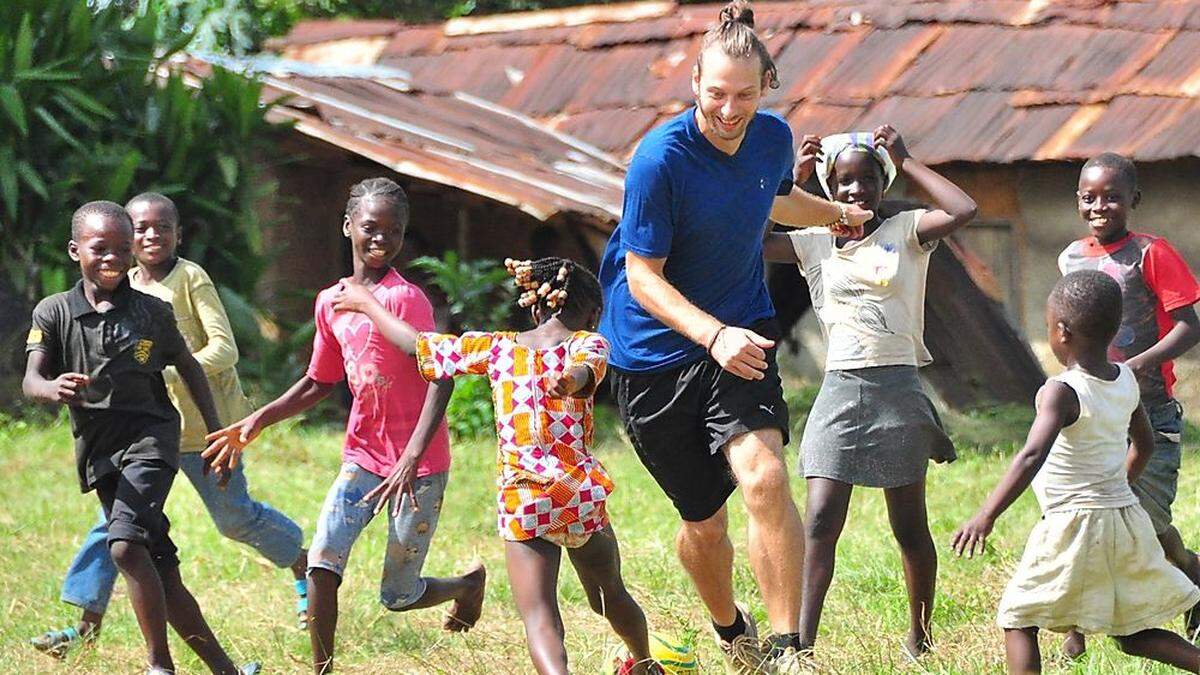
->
xmin=23 ymin=201 xmax=257 ymax=675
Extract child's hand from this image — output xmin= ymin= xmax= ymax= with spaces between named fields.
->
xmin=1124 ymin=354 xmax=1154 ymax=381
xmin=951 ymin=514 xmax=994 ymax=559
xmin=45 ymin=373 xmax=90 ymax=404
xmin=363 ymin=452 xmax=420 ymax=516
xmin=202 ymin=415 xmax=263 ymax=486
xmin=545 ymin=370 xmax=579 ymax=398
xmin=874 ymin=124 xmax=910 ymax=168
xmin=793 ymin=134 xmax=823 ymax=185
xmin=331 ymin=281 xmax=376 ymax=314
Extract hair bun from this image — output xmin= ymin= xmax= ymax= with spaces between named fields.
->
xmin=719 ymin=1 xmax=754 ymax=28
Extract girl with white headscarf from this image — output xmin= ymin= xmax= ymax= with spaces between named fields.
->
xmin=764 ymin=124 xmax=978 ymax=658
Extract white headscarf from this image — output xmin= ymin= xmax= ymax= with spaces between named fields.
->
xmin=813 ymin=132 xmax=897 ymax=200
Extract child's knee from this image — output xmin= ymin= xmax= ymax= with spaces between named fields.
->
xmin=582 ymin=585 xmax=607 ymax=615
xmin=892 ymin=522 xmax=935 ymax=553
xmin=108 ymin=539 xmax=147 ymax=570
xmin=806 ymin=505 xmax=845 ymax=541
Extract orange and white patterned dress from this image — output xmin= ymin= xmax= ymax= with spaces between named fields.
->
xmin=416 ymin=330 xmax=613 ymax=548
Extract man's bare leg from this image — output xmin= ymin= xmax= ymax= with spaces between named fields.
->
xmin=676 ymin=505 xmax=737 ymax=626
xmin=725 ymin=428 xmax=804 ymax=635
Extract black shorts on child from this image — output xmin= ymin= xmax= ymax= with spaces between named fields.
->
xmin=88 ymin=414 xmax=181 ymax=569
xmin=611 ymin=318 xmax=790 ymax=522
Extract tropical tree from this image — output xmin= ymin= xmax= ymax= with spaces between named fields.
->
xmin=0 ymin=0 xmax=282 ymax=303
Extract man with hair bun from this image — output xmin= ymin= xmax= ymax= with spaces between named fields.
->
xmin=599 ymin=1 xmax=872 ymax=671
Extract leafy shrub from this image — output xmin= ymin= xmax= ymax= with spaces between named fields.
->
xmin=411 ymin=252 xmax=515 ymax=440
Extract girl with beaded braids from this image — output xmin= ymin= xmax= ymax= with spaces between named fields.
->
xmin=330 ymin=256 xmax=664 ymax=675
xmin=204 ymin=177 xmax=485 ymax=674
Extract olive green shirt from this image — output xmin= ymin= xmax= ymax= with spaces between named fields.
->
xmin=131 ymin=258 xmax=252 ymax=452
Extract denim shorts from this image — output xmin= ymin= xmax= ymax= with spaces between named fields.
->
xmin=1132 ymin=399 xmax=1185 ymax=534
xmin=308 ymin=462 xmax=447 ymax=609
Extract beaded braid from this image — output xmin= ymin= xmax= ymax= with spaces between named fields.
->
xmin=505 ymin=256 xmax=602 ymax=317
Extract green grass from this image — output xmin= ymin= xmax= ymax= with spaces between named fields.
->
xmin=2 ymin=407 xmax=1198 ymax=674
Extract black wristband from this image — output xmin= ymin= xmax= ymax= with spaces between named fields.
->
xmin=706 ymin=325 xmax=727 ymax=355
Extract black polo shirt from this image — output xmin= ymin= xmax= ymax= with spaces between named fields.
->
xmin=27 ymin=279 xmax=187 ymax=490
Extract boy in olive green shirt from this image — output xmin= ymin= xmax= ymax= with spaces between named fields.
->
xmin=31 ymin=193 xmax=309 ymax=659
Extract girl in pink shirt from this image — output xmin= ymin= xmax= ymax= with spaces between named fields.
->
xmin=205 ymin=178 xmax=484 ymax=674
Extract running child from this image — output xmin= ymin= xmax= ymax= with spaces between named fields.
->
xmin=203 ymin=178 xmax=484 ymax=674
xmin=30 ymin=192 xmax=309 ymax=659
xmin=763 ymin=125 xmax=977 ymax=657
xmin=1057 ymin=152 xmax=1200 ymax=656
xmin=952 ymin=270 xmax=1200 ymax=674
xmin=23 ymin=201 xmax=257 ymax=674
xmin=329 ymin=256 xmax=661 ymax=675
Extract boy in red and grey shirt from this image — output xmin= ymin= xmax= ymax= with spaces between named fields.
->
xmin=1059 ymin=152 xmax=1200 ymax=652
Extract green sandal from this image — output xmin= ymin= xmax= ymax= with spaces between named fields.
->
xmin=295 ymin=578 xmax=309 ymax=630
xmin=29 ymin=625 xmax=96 ymax=659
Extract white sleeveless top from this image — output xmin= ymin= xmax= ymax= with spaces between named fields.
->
xmin=1032 ymin=364 xmax=1141 ymax=514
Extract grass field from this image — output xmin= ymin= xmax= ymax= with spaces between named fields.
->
xmin=2 ymin=402 xmax=1199 ymax=674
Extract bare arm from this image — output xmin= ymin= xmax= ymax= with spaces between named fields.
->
xmin=202 ymin=375 xmax=335 ymax=474
xmin=363 ymin=378 xmax=454 ymax=515
xmin=23 ymin=350 xmax=89 ymax=405
xmin=626 ymin=251 xmax=772 ymax=380
xmin=330 ymin=282 xmax=418 ymax=354
xmin=1125 ymin=403 xmax=1156 ymax=483
xmin=545 ymin=364 xmax=594 ymax=398
xmin=874 ymin=125 xmax=977 ymax=245
xmin=771 ymin=186 xmax=871 ymax=236
xmin=174 ymin=352 xmax=222 ymax=433
xmin=951 ymin=381 xmax=1079 ymax=557
xmin=1127 ymin=306 xmax=1200 ymax=380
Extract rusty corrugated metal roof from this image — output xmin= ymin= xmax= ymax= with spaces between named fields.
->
xmin=190 ymin=55 xmax=625 ymax=223
xmin=270 ymin=0 xmax=1200 ymax=163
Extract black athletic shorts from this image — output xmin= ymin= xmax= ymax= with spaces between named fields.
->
xmin=611 ymin=318 xmax=789 ymax=522
xmin=94 ymin=450 xmax=180 ymax=571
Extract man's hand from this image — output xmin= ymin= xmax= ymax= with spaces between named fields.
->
xmin=363 ymin=452 xmax=420 ymax=517
xmin=202 ymin=413 xmax=264 ymax=485
xmin=832 ymin=204 xmax=872 ymax=239
xmin=950 ymin=513 xmax=994 ymax=559
xmin=709 ymin=327 xmax=774 ymax=380
xmin=44 ymin=373 xmax=89 ymax=404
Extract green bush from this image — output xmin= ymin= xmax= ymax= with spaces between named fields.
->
xmin=411 ymin=252 xmax=515 ymax=440
xmin=445 ymin=375 xmax=496 ymax=442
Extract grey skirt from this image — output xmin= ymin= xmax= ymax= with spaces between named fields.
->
xmin=800 ymin=365 xmax=956 ymax=488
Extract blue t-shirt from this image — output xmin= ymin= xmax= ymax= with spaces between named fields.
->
xmin=599 ymin=107 xmax=794 ymax=372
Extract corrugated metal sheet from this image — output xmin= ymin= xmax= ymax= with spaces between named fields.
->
xmin=192 ymin=56 xmax=625 ymax=222
xmin=551 ymin=107 xmax=661 ymax=150
xmin=1063 ymin=95 xmax=1196 ymax=159
xmin=1131 ymin=31 xmax=1200 ymax=96
xmin=271 ymin=0 xmax=1200 ymax=163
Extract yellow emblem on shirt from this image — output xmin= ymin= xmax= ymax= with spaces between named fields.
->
xmin=134 ymin=338 xmax=154 ymax=364
xmin=26 ymin=328 xmax=43 ymax=345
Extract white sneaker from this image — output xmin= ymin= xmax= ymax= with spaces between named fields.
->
xmin=765 ymin=646 xmax=820 ymax=674
xmin=715 ymin=605 xmax=769 ymax=674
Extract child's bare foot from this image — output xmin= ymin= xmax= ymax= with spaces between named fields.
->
xmin=1062 ymin=630 xmax=1086 ymax=659
xmin=444 ymin=563 xmax=486 ymax=632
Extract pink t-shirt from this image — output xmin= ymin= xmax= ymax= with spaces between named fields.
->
xmin=307 ymin=268 xmax=451 ymax=478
